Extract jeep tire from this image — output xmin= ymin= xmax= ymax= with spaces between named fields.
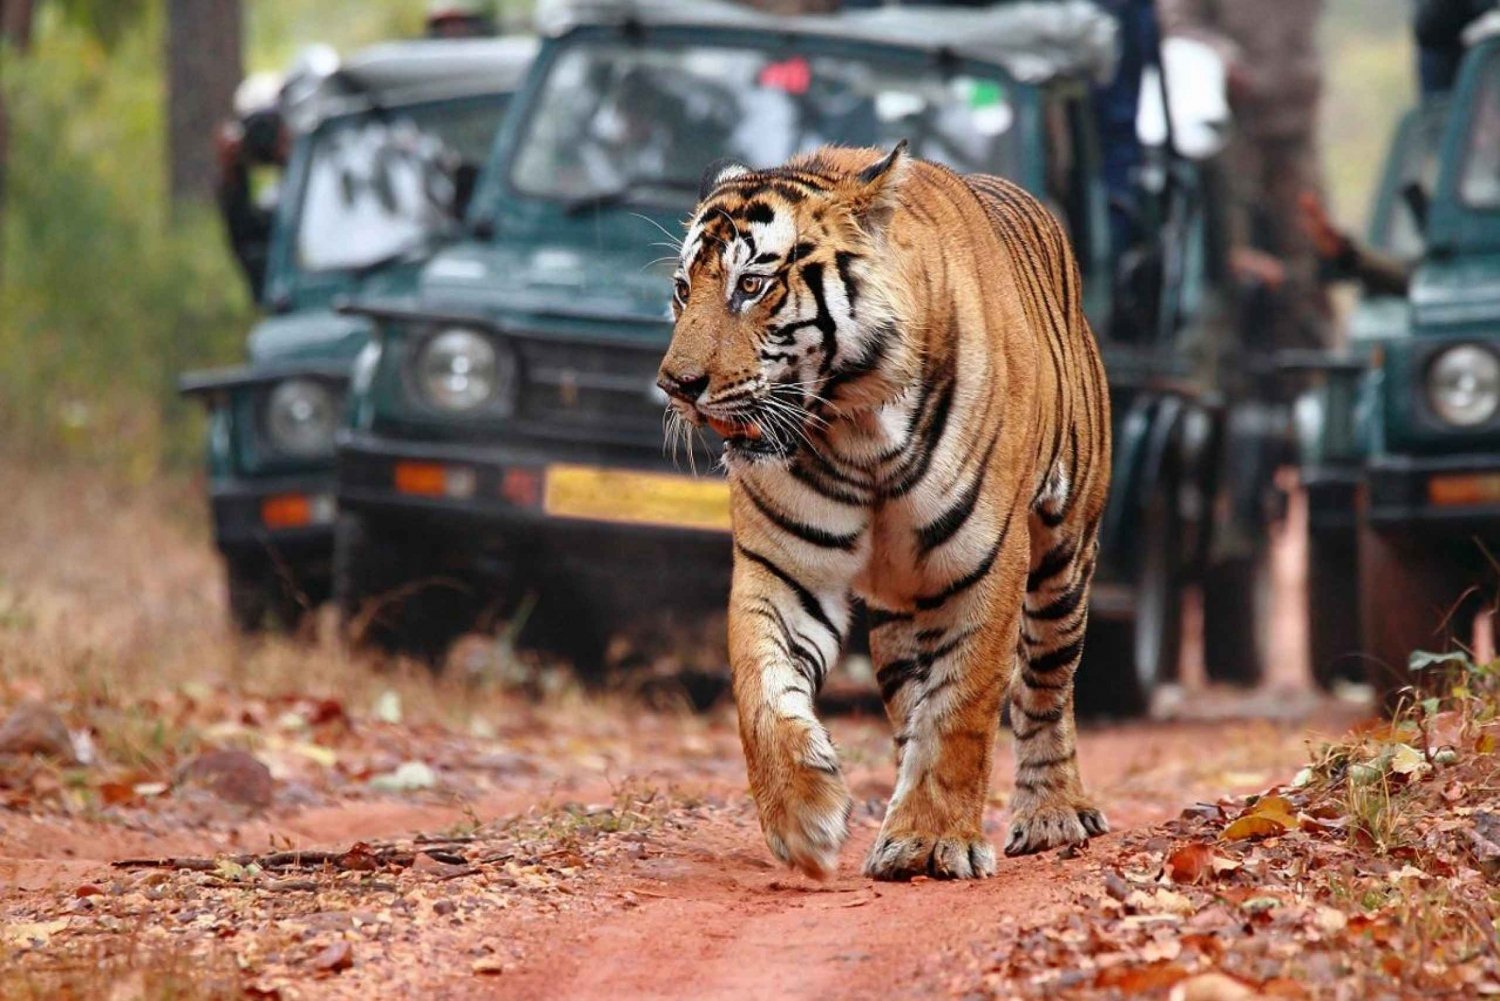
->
xmin=1077 ymin=486 xmax=1182 ymax=719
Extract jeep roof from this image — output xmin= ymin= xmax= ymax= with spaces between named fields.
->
xmin=287 ymin=36 xmax=539 ymax=130
xmin=535 ymin=0 xmax=1119 ymax=85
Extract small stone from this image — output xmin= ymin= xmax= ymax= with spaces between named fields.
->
xmin=368 ymin=761 xmax=437 ymax=793
xmin=309 ymin=939 xmax=354 ymax=974
xmin=471 ymin=956 xmax=506 ymax=975
xmin=433 ymin=899 xmax=457 ymax=916
xmin=413 ymin=851 xmax=476 ymax=880
xmin=0 ymin=702 xmax=77 ymax=763
xmin=177 ymin=749 xmax=274 ymax=809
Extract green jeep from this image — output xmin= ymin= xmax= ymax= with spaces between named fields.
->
xmin=181 ymin=37 xmax=534 ymax=632
xmin=1298 ymin=35 xmax=1500 ymax=703
xmin=335 ymin=1 xmax=1281 ymax=714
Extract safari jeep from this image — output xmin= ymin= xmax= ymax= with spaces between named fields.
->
xmin=181 ymin=37 xmax=535 ymax=632
xmin=1295 ymin=35 xmax=1500 ymax=703
xmin=334 ymin=0 xmax=1278 ymax=714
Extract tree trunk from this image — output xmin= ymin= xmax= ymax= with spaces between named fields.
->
xmin=0 ymin=0 xmax=36 ymax=286
xmin=165 ymin=0 xmax=242 ymax=207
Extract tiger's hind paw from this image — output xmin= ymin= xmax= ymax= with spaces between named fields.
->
xmin=1004 ymin=801 xmax=1108 ymax=857
xmin=863 ymin=831 xmax=997 ymax=881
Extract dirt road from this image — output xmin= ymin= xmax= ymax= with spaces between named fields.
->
xmin=2 ymin=697 xmax=1362 ymax=1000
xmin=0 ymin=460 xmax=1370 ymax=998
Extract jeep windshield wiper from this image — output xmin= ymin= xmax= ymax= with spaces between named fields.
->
xmin=561 ymin=178 xmax=700 ymax=216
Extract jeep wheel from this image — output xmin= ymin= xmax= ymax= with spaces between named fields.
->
xmin=1201 ymin=544 xmax=1273 ymax=686
xmin=1308 ymin=527 xmax=1362 ymax=690
xmin=334 ymin=512 xmax=474 ymax=665
xmin=1357 ymin=523 xmax=1474 ymax=712
xmin=226 ymin=555 xmax=306 ymax=634
xmin=1077 ymin=488 xmax=1182 ymax=719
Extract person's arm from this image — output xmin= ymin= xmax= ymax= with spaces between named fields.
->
xmin=1155 ymin=0 xmax=1242 ymax=64
xmin=1299 ymin=192 xmax=1412 ymax=297
xmin=1415 ymin=0 xmax=1495 ymax=47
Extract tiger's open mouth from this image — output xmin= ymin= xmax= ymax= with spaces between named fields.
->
xmin=704 ymin=413 xmax=786 ymax=460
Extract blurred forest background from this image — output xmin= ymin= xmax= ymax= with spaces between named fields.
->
xmin=0 ymin=0 xmax=1411 ymax=477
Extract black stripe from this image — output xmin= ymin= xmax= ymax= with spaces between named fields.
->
xmin=834 ymin=250 xmax=859 ymax=308
xmin=800 ymin=261 xmax=840 ymax=374
xmin=1028 ymin=636 xmax=1085 ymax=675
xmin=1026 ymin=538 xmax=1077 ymax=592
xmin=736 ymin=545 xmax=840 ymax=640
xmin=875 ymin=629 xmax=975 ymax=703
xmin=914 ymin=514 xmax=1010 ymax=611
xmin=742 ymin=201 xmax=775 ymax=225
xmin=789 ymin=462 xmax=870 ymax=507
xmin=1020 ymin=751 xmax=1077 ymax=770
xmin=916 ymin=461 xmax=987 ymax=554
xmin=1029 ymin=579 xmax=1087 ymax=621
xmin=1020 ymin=671 xmax=1069 ymax=691
xmin=1017 ymin=704 xmax=1065 ymax=724
xmin=746 ymin=602 xmax=827 ymax=687
xmin=876 ymin=655 xmax=923 ymax=703
xmin=743 ymin=483 xmax=860 ymax=551
xmin=883 ymin=373 xmax=957 ymax=499
xmin=866 ymin=606 xmax=913 ymax=629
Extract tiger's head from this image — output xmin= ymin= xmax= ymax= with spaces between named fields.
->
xmin=657 ymin=143 xmax=916 ymax=467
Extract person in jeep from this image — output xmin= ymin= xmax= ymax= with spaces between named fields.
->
xmin=216 ymin=75 xmax=290 ymax=299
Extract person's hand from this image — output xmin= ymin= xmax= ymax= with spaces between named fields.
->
xmin=1297 ymin=190 xmax=1350 ymax=261
xmin=1230 ymin=246 xmax=1287 ymax=292
xmin=216 ymin=121 xmax=245 ymax=173
xmin=1226 ymin=59 xmax=1255 ymax=104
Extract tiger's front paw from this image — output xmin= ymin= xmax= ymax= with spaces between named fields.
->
xmin=864 ymin=828 xmax=997 ymax=881
xmin=1004 ymin=797 xmax=1108 ymax=857
xmin=758 ymin=762 xmax=852 ymax=880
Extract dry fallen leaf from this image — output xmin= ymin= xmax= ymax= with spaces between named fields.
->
xmin=1222 ymin=815 xmax=1288 ymax=842
xmin=1169 ymin=971 xmax=1261 ymax=1001
xmin=309 ymin=939 xmax=354 ymax=974
xmin=1166 ymin=842 xmax=1214 ymax=884
xmin=1313 ymin=906 xmax=1347 ymax=934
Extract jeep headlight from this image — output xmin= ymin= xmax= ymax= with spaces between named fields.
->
xmin=265 ymin=379 xmax=339 ymax=458
xmin=417 ymin=328 xmax=502 ymax=412
xmin=1427 ymin=344 xmax=1500 ymax=428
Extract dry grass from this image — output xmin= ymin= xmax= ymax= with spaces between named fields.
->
xmin=0 ymin=456 xmax=631 ymax=776
xmin=0 ymin=939 xmax=245 ymax=1001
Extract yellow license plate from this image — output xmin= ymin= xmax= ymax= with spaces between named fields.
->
xmin=543 ymin=464 xmax=732 ymax=532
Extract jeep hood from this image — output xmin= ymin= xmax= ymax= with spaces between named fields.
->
xmin=418 ymin=241 xmax=673 ymax=329
xmin=247 ymin=310 xmax=372 ymax=365
xmin=248 ymin=258 xmax=427 ymax=363
xmin=1411 ymin=253 xmax=1500 ymax=331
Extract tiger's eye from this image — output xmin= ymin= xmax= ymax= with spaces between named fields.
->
xmin=738 ymin=275 xmax=765 ymax=296
xmin=674 ymin=278 xmax=690 ymax=302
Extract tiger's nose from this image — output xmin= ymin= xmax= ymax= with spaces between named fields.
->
xmin=657 ymin=370 xmax=709 ymax=405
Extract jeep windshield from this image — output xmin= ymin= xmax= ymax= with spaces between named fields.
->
xmin=295 ymin=97 xmax=503 ymax=273
xmin=509 ymin=38 xmax=1024 ymax=206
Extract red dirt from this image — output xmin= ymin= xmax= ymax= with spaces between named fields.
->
xmin=2 ymin=706 xmax=1363 ymax=1000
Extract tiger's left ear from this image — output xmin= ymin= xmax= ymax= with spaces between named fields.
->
xmin=844 ymin=140 xmax=909 ymax=231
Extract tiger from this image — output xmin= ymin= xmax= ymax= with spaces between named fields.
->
xmin=657 ymin=142 xmax=1112 ymax=881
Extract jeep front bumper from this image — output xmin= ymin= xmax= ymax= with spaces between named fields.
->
xmin=1367 ymin=453 xmax=1500 ymax=532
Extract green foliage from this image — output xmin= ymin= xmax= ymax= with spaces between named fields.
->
xmin=0 ymin=3 xmax=251 ymax=474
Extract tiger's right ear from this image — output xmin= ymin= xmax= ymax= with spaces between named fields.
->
xmin=699 ymin=158 xmax=751 ymax=201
